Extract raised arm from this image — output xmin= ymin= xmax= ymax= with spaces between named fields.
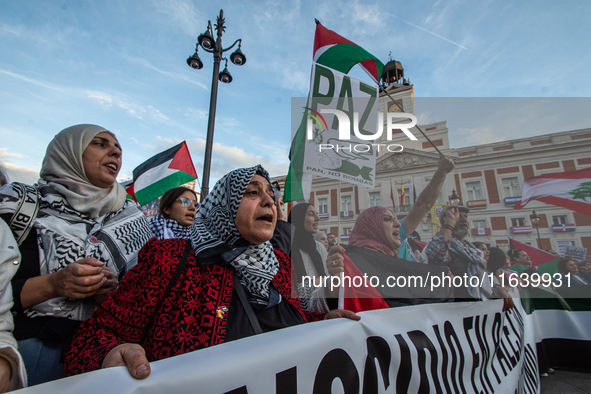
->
xmin=401 ymin=156 xmax=455 ymax=234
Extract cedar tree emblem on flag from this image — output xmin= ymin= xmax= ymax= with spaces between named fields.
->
xmin=126 ymin=141 xmax=197 ymax=206
xmin=515 ymin=168 xmax=591 ymax=215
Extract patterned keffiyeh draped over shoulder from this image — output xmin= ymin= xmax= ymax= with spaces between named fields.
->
xmin=0 ymin=124 xmax=152 ymax=321
xmin=149 ymin=215 xmax=191 ymax=240
xmin=190 ymin=165 xmax=279 ymax=306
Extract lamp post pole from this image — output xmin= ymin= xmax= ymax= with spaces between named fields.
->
xmin=201 ymin=40 xmax=222 ymax=200
xmin=187 ymin=10 xmax=246 ymax=201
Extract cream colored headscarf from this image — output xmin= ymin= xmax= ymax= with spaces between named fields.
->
xmin=40 ymin=124 xmax=126 ymax=219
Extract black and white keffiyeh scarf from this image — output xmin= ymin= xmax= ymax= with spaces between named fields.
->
xmin=190 ymin=165 xmax=279 ymax=306
xmin=0 ymin=180 xmax=151 ymax=320
xmin=149 ymin=214 xmax=191 ymax=240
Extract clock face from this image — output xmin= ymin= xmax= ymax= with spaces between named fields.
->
xmin=388 ymin=101 xmax=403 ymax=112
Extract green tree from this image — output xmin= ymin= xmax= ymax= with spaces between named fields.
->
xmin=568 ymin=181 xmax=591 ymax=201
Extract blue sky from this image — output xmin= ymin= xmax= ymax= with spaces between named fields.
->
xmin=1 ymin=0 xmax=590 ymax=187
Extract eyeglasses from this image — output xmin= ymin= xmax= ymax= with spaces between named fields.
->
xmin=176 ymin=197 xmax=199 ymax=208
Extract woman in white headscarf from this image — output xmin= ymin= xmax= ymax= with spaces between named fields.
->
xmin=0 ymin=124 xmax=151 ymax=386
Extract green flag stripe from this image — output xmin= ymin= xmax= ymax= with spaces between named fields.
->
xmin=134 ymin=171 xmax=195 ymax=205
xmin=285 ymin=108 xmax=308 ymax=202
xmin=316 ymin=44 xmax=383 ymax=80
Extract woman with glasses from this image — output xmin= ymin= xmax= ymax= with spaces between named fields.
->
xmin=149 ymin=187 xmax=198 ymax=240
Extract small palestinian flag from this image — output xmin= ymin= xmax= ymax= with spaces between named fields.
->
xmin=126 ymin=141 xmax=197 ymax=205
xmin=313 ymin=20 xmax=384 ymax=84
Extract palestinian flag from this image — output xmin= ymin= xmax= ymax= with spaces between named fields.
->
xmin=313 ymin=20 xmax=384 ymax=84
xmin=520 ymin=284 xmax=591 ymax=370
xmin=509 ymin=237 xmax=559 ymax=274
xmin=342 ymin=253 xmax=389 ymax=313
xmin=284 ymin=21 xmax=383 ymax=202
xmin=126 ymin=141 xmax=197 ymax=205
xmin=515 ymin=168 xmax=591 ymax=215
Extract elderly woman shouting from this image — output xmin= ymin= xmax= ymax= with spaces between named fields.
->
xmin=0 ymin=124 xmax=151 ymax=385
xmin=64 ymin=165 xmax=358 ymax=379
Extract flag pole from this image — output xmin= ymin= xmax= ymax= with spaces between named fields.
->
xmin=337 ymin=179 xmax=342 ymax=244
xmin=379 ymin=85 xmax=444 ymax=157
xmin=337 ymin=179 xmax=344 ymax=309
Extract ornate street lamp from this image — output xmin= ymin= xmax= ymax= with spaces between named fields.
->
xmin=187 ymin=9 xmax=246 ymax=200
xmin=449 ymin=189 xmax=460 ymax=206
xmin=530 ymin=211 xmax=542 ymax=248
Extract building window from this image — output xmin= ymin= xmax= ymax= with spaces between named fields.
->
xmin=318 ymin=198 xmax=328 ymax=214
xmin=465 ymin=181 xmax=483 ymax=201
xmin=502 ymin=177 xmax=520 ymax=197
xmin=473 ymin=220 xmax=486 ymax=229
xmin=343 ymin=227 xmax=352 ymax=235
xmin=553 ymin=215 xmax=568 ymax=225
xmin=511 ymin=218 xmax=526 ymax=227
xmin=369 ymin=192 xmax=381 ymax=207
xmin=341 ymin=195 xmax=352 ymax=211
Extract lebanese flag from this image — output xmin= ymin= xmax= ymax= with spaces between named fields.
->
xmin=509 ymin=238 xmax=558 ymax=268
xmin=126 ymin=141 xmax=197 ymax=205
xmin=514 ymin=168 xmax=591 ymax=215
xmin=313 ymin=21 xmax=384 ymax=84
xmin=342 ymin=254 xmax=389 ymax=313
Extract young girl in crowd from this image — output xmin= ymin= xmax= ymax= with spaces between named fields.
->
xmin=148 ymin=187 xmax=197 ymax=240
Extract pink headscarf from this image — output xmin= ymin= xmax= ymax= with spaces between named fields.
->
xmin=348 ymin=206 xmax=399 ymax=257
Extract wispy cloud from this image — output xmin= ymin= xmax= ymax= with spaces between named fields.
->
xmin=455 ymin=127 xmax=503 ymax=145
xmin=87 ymin=90 xmax=169 ymax=122
xmin=0 ymin=68 xmax=74 ymax=94
xmin=125 ymin=55 xmax=208 ymax=90
xmin=187 ymin=138 xmax=289 ymax=182
xmin=385 ymin=12 xmax=468 ymax=50
xmin=0 ymin=148 xmax=24 ymax=159
xmin=0 ymin=148 xmax=39 ymax=184
xmin=151 ymin=0 xmax=202 ymax=36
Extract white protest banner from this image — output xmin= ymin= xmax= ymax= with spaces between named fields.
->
xmin=20 ymin=297 xmax=541 ymax=394
xmin=565 ymin=245 xmax=588 ymax=261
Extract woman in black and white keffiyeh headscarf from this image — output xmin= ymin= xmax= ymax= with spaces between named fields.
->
xmin=149 ymin=186 xmax=197 ymax=240
xmin=191 ymin=165 xmax=280 ymax=306
xmin=63 ymin=165 xmax=360 ymax=381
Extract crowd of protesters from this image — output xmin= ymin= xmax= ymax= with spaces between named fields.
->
xmin=0 ymin=124 xmax=589 ymax=390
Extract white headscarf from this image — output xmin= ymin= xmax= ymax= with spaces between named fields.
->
xmin=40 ymin=124 xmax=126 ymax=219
